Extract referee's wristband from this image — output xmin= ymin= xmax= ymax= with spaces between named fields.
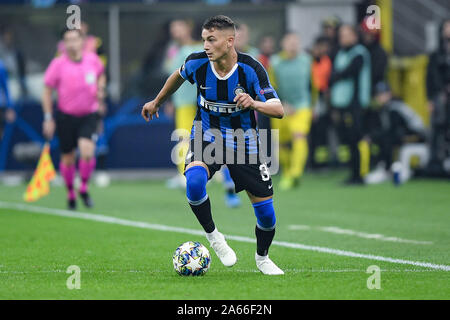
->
xmin=44 ymin=113 xmax=53 ymax=121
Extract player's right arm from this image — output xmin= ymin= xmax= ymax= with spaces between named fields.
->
xmin=141 ymin=69 xmax=185 ymax=122
xmin=42 ymin=58 xmax=60 ymax=140
xmin=41 ymin=85 xmax=55 ymax=140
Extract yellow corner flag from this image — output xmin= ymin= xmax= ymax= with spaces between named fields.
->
xmin=23 ymin=143 xmax=56 ymax=202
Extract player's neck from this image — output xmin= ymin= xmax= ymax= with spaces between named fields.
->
xmin=212 ymin=48 xmax=237 ymax=77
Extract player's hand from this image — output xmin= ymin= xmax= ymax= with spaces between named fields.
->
xmin=141 ymin=100 xmax=160 ymax=122
xmin=43 ymin=119 xmax=55 ymax=140
xmin=234 ymin=93 xmax=255 ymax=109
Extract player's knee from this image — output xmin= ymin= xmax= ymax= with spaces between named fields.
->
xmin=252 ymin=198 xmax=276 ymax=230
xmin=185 ymin=166 xmax=208 ymax=204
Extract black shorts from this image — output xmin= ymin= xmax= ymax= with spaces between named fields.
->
xmin=56 ymin=111 xmax=99 ymax=154
xmin=184 ymin=139 xmax=273 ymax=198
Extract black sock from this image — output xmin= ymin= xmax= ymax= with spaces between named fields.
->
xmin=189 ymin=197 xmax=216 ymax=233
xmin=255 ymin=225 xmax=275 ymax=256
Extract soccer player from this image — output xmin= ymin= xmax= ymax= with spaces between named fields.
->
xmin=42 ymin=29 xmax=106 ymax=210
xmin=270 ymin=32 xmax=312 ymax=190
xmin=142 ymin=16 xmax=285 ymax=275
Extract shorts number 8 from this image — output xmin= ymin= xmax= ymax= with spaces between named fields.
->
xmin=259 ymin=163 xmax=270 ymax=181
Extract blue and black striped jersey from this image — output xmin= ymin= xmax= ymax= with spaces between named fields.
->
xmin=179 ymin=51 xmax=279 ymax=154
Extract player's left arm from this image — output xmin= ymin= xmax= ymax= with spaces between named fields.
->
xmin=234 ymin=93 xmax=284 ymax=119
xmin=234 ymin=61 xmax=284 ymax=119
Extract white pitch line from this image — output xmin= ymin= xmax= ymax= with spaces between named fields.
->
xmin=0 ymin=201 xmax=449 ymax=272
xmin=288 ymin=225 xmax=433 ymax=245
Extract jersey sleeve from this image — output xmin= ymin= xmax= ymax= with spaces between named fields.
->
xmin=179 ymin=53 xmax=196 ymax=84
xmin=44 ymin=58 xmax=60 ymax=89
xmin=251 ymin=61 xmax=279 ymax=103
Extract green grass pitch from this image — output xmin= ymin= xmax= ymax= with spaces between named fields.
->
xmin=0 ymin=171 xmax=449 ymax=299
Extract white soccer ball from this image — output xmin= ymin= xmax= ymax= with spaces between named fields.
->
xmin=172 ymin=241 xmax=211 ymax=276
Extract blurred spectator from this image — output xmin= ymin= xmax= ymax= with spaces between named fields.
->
xmin=426 ymin=19 xmax=450 ymax=175
xmin=310 ymin=36 xmax=332 ymax=169
xmin=163 ymin=18 xmax=202 ymax=189
xmin=359 ymin=17 xmax=388 ymax=96
xmin=0 ymin=25 xmax=27 ymax=98
xmin=271 ymin=32 xmax=312 ymax=190
xmin=257 ymin=35 xmax=275 ymax=70
xmin=365 ymin=82 xmax=427 ymax=184
xmin=0 ymin=58 xmax=14 ymax=140
xmin=330 ymin=24 xmax=371 ymax=185
xmin=321 ymin=15 xmax=341 ymax=62
xmin=235 ymin=23 xmax=259 ymax=58
xmin=256 ymin=35 xmax=276 ymax=142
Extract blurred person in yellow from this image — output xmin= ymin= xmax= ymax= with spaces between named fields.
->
xmin=23 ymin=143 xmax=56 ymax=202
xmin=270 ymin=32 xmax=312 ymax=190
xmin=164 ymin=18 xmax=203 ymax=189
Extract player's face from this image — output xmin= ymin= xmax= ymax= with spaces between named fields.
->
xmin=64 ymin=30 xmax=83 ymax=55
xmin=202 ymin=28 xmax=234 ymax=61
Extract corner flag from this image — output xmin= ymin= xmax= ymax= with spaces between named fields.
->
xmin=23 ymin=143 xmax=56 ymax=202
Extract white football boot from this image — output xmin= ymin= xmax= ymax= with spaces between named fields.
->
xmin=206 ymin=229 xmax=237 ymax=267
xmin=255 ymin=253 xmax=284 ymax=275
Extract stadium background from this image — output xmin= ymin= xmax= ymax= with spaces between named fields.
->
xmin=0 ymin=0 xmax=447 ymax=174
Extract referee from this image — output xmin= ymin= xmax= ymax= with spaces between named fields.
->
xmin=42 ymin=28 xmax=106 ymax=209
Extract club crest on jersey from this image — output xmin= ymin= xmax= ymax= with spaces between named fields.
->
xmin=234 ymin=85 xmax=246 ymax=96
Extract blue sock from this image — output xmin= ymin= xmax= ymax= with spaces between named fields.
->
xmin=185 ymin=166 xmax=215 ymax=233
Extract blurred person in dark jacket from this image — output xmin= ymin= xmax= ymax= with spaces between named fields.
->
xmin=359 ymin=17 xmax=388 ymax=96
xmin=310 ymin=36 xmax=332 ymax=169
xmin=426 ymin=19 xmax=450 ymax=175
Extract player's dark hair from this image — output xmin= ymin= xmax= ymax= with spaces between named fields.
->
xmin=202 ymin=15 xmax=235 ymax=32
xmin=60 ymin=28 xmax=83 ymax=39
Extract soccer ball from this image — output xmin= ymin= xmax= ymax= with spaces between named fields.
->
xmin=172 ymin=241 xmax=211 ymax=276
